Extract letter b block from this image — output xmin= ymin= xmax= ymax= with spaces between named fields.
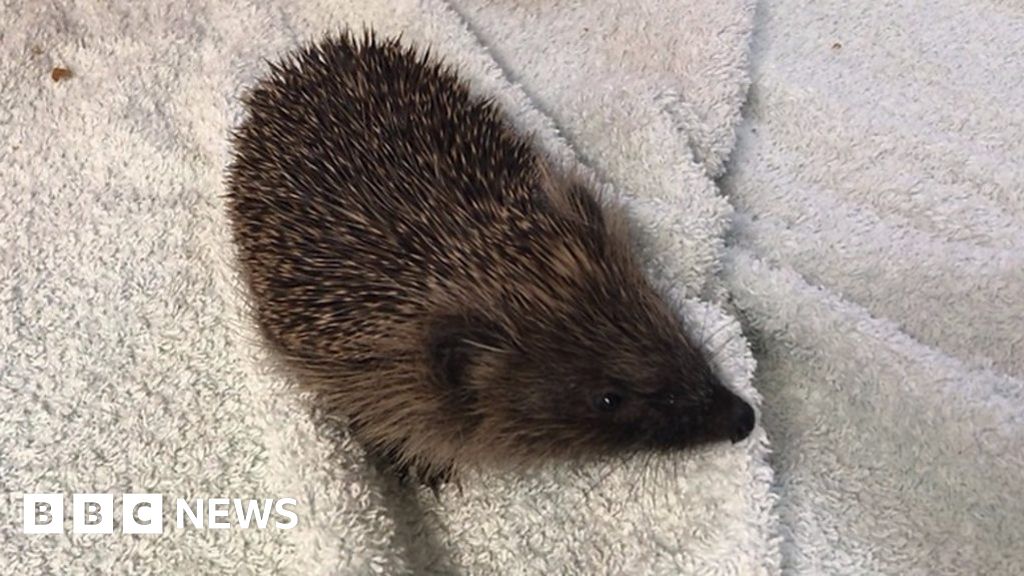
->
xmin=23 ymin=494 xmax=64 ymax=534
xmin=73 ymin=494 xmax=114 ymax=534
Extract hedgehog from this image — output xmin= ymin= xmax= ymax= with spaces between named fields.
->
xmin=225 ymin=31 xmax=756 ymax=486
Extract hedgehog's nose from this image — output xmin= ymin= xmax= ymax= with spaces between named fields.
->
xmin=729 ymin=398 xmax=756 ymax=443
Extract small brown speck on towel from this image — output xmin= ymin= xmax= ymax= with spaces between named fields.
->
xmin=51 ymin=67 xmax=73 ymax=82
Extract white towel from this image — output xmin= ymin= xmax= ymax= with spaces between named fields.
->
xmin=721 ymin=0 xmax=1024 ymax=573
xmin=1 ymin=0 xmax=776 ymax=574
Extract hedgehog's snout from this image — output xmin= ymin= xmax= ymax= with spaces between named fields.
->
xmin=727 ymin=396 xmax=756 ymax=442
xmin=708 ymin=384 xmax=756 ymax=443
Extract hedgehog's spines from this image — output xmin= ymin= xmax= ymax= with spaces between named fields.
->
xmin=225 ymin=31 xmax=746 ymax=485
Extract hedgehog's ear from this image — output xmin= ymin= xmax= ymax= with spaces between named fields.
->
xmin=427 ymin=314 xmax=503 ymax=390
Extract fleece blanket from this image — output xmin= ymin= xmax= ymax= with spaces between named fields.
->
xmin=718 ymin=0 xmax=1024 ymax=574
xmin=0 ymin=1 xmax=775 ymax=574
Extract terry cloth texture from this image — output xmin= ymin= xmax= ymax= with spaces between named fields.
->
xmin=1 ymin=0 xmax=774 ymax=574
xmin=720 ymin=0 xmax=1024 ymax=574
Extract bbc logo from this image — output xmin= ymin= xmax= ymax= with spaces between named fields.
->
xmin=22 ymin=493 xmax=299 ymax=534
xmin=23 ymin=493 xmax=162 ymax=535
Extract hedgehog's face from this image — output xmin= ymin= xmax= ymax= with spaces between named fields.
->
xmin=427 ymin=310 xmax=756 ymax=462
xmin=508 ymin=329 xmax=756 ymax=457
xmin=565 ymin=344 xmax=757 ymax=454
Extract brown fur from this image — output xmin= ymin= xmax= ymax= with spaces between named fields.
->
xmin=225 ymin=31 xmax=754 ymax=484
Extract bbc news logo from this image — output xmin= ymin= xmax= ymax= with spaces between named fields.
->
xmin=22 ymin=494 xmax=298 ymax=534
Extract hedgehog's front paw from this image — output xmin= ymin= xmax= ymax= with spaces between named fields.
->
xmin=361 ymin=437 xmax=453 ymax=497
xmin=418 ymin=464 xmax=455 ymax=499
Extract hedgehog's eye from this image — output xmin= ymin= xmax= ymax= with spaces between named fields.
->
xmin=597 ymin=392 xmax=623 ymax=412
